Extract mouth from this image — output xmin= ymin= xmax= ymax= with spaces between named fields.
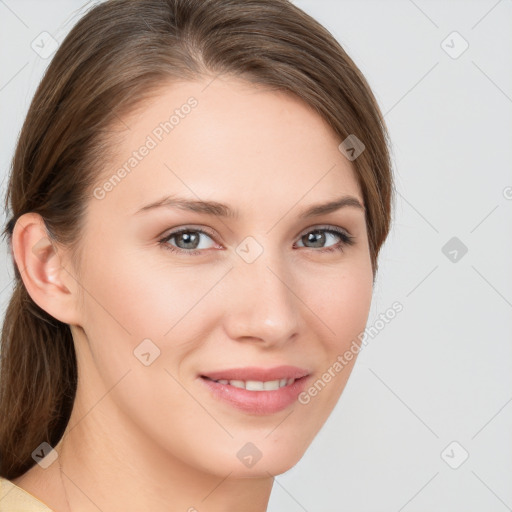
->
xmin=198 ymin=366 xmax=311 ymax=414
xmin=201 ymin=375 xmax=299 ymax=391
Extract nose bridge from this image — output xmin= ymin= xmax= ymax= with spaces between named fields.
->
xmin=223 ymin=241 xmax=300 ymax=344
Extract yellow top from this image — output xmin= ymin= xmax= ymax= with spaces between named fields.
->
xmin=0 ymin=476 xmax=55 ymax=512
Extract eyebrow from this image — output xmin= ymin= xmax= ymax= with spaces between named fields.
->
xmin=134 ymin=194 xmax=365 ymax=218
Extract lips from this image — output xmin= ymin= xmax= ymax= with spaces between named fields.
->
xmin=200 ymin=365 xmax=310 ymax=382
xmin=198 ymin=365 xmax=311 ymax=414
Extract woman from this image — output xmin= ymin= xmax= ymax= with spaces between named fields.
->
xmin=0 ymin=0 xmax=394 ymax=510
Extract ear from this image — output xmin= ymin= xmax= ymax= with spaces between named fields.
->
xmin=11 ymin=212 xmax=82 ymax=326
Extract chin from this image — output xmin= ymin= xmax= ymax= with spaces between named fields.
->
xmin=232 ymin=441 xmax=309 ymax=477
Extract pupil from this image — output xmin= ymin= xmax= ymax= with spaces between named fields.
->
xmin=178 ymin=232 xmax=199 ymax=249
xmin=306 ymin=231 xmax=325 ymax=248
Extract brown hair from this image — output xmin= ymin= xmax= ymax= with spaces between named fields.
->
xmin=0 ymin=0 xmax=394 ymax=479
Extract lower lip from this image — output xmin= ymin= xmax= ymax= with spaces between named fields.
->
xmin=200 ymin=376 xmax=310 ymax=414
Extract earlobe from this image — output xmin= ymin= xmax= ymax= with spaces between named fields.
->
xmin=11 ymin=212 xmax=81 ymax=326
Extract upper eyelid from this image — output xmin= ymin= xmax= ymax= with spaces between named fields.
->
xmin=162 ymin=224 xmax=352 ymax=245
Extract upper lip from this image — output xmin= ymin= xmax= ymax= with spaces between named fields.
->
xmin=201 ymin=365 xmax=310 ymax=382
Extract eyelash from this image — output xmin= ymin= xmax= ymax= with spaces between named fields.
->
xmin=158 ymin=225 xmax=355 ymax=256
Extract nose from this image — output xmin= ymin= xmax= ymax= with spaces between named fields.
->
xmin=221 ymin=248 xmax=301 ymax=348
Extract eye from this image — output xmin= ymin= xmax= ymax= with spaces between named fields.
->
xmin=295 ymin=226 xmax=355 ymax=253
xmin=159 ymin=225 xmax=355 ymax=256
xmin=159 ymin=227 xmax=218 ymax=256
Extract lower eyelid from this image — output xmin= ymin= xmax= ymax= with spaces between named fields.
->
xmin=160 ymin=226 xmax=354 ymax=253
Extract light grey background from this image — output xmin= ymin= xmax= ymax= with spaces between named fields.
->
xmin=1 ymin=1 xmax=511 ymax=511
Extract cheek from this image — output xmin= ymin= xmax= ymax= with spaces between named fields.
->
xmin=81 ymin=243 xmax=198 ymax=335
xmin=285 ymin=264 xmax=372 ymax=442
xmin=78 ymin=242 xmax=228 ymax=376
xmin=304 ymin=258 xmax=374 ymax=351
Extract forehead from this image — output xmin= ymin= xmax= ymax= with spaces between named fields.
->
xmin=91 ymin=76 xmax=362 ymax=219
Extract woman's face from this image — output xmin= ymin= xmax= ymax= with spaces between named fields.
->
xmin=72 ymin=76 xmax=373 ymax=477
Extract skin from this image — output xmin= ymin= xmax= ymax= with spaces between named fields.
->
xmin=11 ymin=75 xmax=374 ymax=512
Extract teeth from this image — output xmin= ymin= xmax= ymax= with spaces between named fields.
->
xmin=264 ymin=380 xmax=280 ymax=390
xmin=246 ymin=380 xmax=265 ymax=391
xmin=214 ymin=378 xmax=296 ymax=390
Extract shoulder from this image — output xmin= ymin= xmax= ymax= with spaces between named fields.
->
xmin=0 ymin=476 xmax=55 ymax=511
